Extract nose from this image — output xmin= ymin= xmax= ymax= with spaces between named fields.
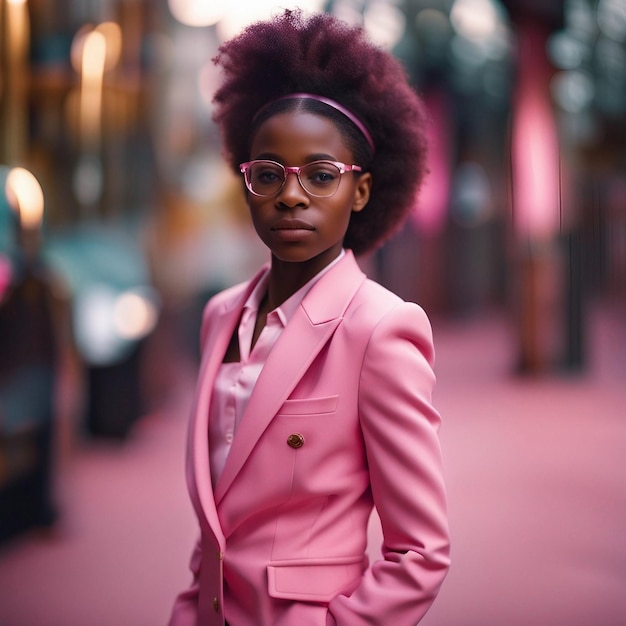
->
xmin=276 ymin=171 xmax=308 ymax=208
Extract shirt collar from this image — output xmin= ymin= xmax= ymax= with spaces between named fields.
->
xmin=243 ymin=249 xmax=345 ymax=328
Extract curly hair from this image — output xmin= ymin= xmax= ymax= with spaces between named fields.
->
xmin=212 ymin=10 xmax=428 ymax=255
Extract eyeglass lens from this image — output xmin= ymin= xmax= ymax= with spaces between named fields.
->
xmin=247 ymin=161 xmax=342 ymax=197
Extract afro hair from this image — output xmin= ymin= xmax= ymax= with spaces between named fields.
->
xmin=212 ymin=9 xmax=429 ymax=255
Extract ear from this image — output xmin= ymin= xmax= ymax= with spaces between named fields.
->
xmin=351 ymin=172 xmax=372 ymax=213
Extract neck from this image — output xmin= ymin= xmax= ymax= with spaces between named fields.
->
xmin=267 ymin=249 xmax=342 ymax=309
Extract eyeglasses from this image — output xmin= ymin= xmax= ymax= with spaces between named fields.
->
xmin=239 ymin=160 xmax=362 ymax=198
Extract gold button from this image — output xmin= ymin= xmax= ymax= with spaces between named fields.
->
xmin=212 ymin=597 xmax=219 ymax=612
xmin=287 ymin=433 xmax=304 ymax=449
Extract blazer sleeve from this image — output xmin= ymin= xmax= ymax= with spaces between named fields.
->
xmin=168 ymin=537 xmax=202 ymax=626
xmin=327 ymin=302 xmax=450 ymax=626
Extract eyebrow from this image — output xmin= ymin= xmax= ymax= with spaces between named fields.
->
xmin=251 ymin=152 xmax=339 ymax=163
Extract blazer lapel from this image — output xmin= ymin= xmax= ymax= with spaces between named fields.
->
xmin=214 ymin=251 xmax=367 ymax=504
xmin=187 ymin=267 xmax=267 ymax=535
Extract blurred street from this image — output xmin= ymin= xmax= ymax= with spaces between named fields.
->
xmin=1 ymin=1 xmax=625 ymax=624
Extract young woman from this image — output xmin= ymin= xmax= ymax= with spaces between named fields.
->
xmin=169 ymin=10 xmax=450 ymax=626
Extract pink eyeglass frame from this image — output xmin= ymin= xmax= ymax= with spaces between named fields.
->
xmin=239 ymin=160 xmax=363 ymax=197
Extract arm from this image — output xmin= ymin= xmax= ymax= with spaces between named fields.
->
xmin=168 ymin=537 xmax=202 ymax=626
xmin=328 ymin=303 xmax=450 ymax=626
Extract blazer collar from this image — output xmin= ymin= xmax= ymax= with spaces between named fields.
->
xmin=214 ymin=250 xmax=366 ymax=504
xmin=299 ymin=250 xmax=366 ymax=323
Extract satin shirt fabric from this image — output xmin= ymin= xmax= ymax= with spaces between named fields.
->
xmin=169 ymin=250 xmax=450 ymax=626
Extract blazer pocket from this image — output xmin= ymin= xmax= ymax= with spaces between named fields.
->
xmin=277 ymin=395 xmax=339 ymax=416
xmin=267 ymin=555 xmax=365 ymax=603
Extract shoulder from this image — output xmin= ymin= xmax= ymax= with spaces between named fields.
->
xmin=204 ymin=280 xmax=249 ymax=312
xmin=346 ymin=278 xmax=435 ymax=364
xmin=350 ymin=277 xmax=431 ymax=328
xmin=198 ymin=267 xmax=267 ymax=343
xmin=199 ymin=283 xmax=244 ymax=334
xmin=203 ymin=265 xmax=268 ymax=317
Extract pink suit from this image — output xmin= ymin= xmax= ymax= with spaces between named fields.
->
xmin=169 ymin=250 xmax=450 ymax=626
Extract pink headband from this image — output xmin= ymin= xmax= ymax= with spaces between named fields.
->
xmin=255 ymin=92 xmax=375 ymax=154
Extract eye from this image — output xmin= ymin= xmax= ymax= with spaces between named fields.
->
xmin=303 ymin=162 xmax=340 ymax=187
xmin=250 ymin=162 xmax=283 ymax=187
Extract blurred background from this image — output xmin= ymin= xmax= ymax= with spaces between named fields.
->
xmin=0 ymin=0 xmax=624 ymax=625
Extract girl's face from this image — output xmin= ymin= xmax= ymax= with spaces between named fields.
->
xmin=247 ymin=110 xmax=372 ymax=269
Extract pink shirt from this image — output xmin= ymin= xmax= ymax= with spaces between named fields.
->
xmin=208 ymin=251 xmax=345 ymax=488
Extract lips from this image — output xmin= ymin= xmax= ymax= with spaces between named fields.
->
xmin=271 ymin=218 xmax=315 ymax=231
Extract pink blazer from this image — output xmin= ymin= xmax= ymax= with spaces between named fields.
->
xmin=169 ymin=250 xmax=450 ymax=626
